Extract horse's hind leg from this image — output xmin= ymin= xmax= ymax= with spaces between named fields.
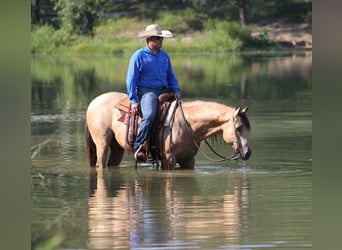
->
xmin=86 ymin=125 xmax=97 ymax=167
xmin=107 ymin=135 xmax=124 ymax=166
xmin=95 ymin=143 xmax=108 ymax=169
xmin=92 ymin=131 xmax=112 ymax=169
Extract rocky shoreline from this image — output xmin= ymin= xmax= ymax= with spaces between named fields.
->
xmin=252 ymin=21 xmax=312 ymax=49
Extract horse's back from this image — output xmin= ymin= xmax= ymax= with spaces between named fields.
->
xmin=86 ymin=92 xmax=127 ymax=133
xmin=87 ymin=92 xmax=127 ymax=110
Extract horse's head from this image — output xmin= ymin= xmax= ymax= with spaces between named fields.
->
xmin=224 ymin=107 xmax=252 ymax=161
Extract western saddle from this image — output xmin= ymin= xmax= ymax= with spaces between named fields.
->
xmin=114 ymin=93 xmax=177 ymax=167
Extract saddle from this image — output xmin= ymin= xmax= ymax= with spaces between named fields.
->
xmin=114 ymin=93 xmax=177 ymax=163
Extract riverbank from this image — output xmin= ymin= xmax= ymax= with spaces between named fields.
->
xmin=114 ymin=20 xmax=312 ymax=50
xmin=178 ymin=21 xmax=312 ymax=51
xmin=31 ymin=19 xmax=312 ymax=54
xmin=252 ymin=21 xmax=312 ymax=49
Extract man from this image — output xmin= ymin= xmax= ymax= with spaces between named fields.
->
xmin=126 ymin=24 xmax=181 ymax=161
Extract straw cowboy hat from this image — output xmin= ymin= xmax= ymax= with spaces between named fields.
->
xmin=137 ymin=24 xmax=173 ymax=41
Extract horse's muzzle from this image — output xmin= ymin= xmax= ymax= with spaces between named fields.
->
xmin=240 ymin=149 xmax=252 ymax=161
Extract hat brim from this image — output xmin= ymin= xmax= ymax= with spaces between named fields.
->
xmin=137 ymin=30 xmax=173 ymax=41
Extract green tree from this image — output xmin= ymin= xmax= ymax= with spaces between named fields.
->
xmin=182 ymin=0 xmax=248 ymax=26
xmin=53 ymin=0 xmax=109 ymax=36
xmin=31 ymin=0 xmax=58 ymax=27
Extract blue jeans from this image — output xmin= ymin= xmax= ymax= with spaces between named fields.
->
xmin=134 ymin=87 xmax=163 ymax=152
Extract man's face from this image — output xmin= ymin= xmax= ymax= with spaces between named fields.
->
xmin=148 ymin=36 xmax=163 ymax=50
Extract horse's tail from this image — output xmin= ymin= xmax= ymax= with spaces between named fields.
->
xmin=85 ymin=124 xmax=97 ymax=167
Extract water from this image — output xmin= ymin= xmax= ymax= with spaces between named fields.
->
xmin=31 ymin=52 xmax=312 ymax=249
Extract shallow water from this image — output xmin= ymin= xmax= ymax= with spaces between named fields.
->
xmin=31 ymin=52 xmax=311 ymax=249
xmin=32 ymin=162 xmax=311 ymax=249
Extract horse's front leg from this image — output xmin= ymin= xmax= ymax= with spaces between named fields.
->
xmin=161 ymin=152 xmax=176 ymax=170
xmin=178 ymin=157 xmax=195 ymax=169
xmin=160 ymin=130 xmax=177 ymax=170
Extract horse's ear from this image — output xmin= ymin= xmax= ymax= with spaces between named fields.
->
xmin=242 ymin=107 xmax=248 ymax=114
xmin=234 ymin=107 xmax=241 ymax=117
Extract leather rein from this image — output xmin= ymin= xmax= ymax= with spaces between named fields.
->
xmin=177 ymin=100 xmax=239 ymax=162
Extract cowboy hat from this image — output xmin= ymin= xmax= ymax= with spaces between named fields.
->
xmin=137 ymin=24 xmax=173 ymax=41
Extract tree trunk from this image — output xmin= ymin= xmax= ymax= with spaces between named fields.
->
xmin=235 ymin=0 xmax=248 ymax=27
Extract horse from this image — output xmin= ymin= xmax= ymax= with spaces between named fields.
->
xmin=85 ymin=92 xmax=252 ymax=170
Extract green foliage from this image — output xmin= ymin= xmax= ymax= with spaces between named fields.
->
xmin=244 ymin=28 xmax=283 ymax=51
xmin=52 ymin=0 xmax=108 ymax=36
xmin=182 ymin=0 xmax=227 ymax=8
xmin=31 ymin=0 xmax=311 ymax=54
xmin=202 ymin=20 xmax=250 ymax=51
xmin=31 ymin=17 xmax=282 ymax=54
xmin=248 ymin=0 xmax=312 ymax=24
xmin=95 ymin=17 xmax=142 ymax=36
xmin=31 ymin=25 xmax=55 ymax=54
xmin=31 ymin=24 xmax=74 ymax=53
xmin=157 ymin=12 xmax=190 ymax=33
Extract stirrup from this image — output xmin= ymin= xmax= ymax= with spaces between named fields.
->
xmin=134 ymin=144 xmax=146 ymax=162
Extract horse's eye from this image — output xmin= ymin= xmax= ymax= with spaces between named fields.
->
xmin=236 ymin=126 xmax=243 ymax=133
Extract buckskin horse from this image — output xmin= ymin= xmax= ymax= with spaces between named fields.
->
xmin=85 ymin=92 xmax=251 ymax=170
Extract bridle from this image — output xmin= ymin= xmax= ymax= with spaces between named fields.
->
xmin=178 ymin=101 xmax=240 ymax=162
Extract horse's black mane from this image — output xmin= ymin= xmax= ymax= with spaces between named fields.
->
xmin=238 ymin=112 xmax=251 ymax=131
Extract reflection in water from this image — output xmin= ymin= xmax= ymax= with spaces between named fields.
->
xmin=87 ymin=169 xmax=249 ymax=249
xmin=88 ymin=169 xmax=130 ymax=249
xmin=31 ymin=53 xmax=311 ymax=112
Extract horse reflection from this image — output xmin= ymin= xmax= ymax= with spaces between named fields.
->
xmin=87 ymin=170 xmax=250 ymax=249
xmin=87 ymin=169 xmax=132 ymax=249
xmin=87 ymin=170 xmax=179 ymax=249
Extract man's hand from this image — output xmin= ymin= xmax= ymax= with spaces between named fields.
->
xmin=174 ymin=93 xmax=181 ymax=100
xmin=131 ymin=103 xmax=140 ymax=113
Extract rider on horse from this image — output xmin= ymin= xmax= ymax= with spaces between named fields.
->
xmin=126 ymin=24 xmax=181 ymax=162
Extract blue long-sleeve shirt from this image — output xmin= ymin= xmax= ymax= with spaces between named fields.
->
xmin=126 ymin=45 xmax=180 ymax=104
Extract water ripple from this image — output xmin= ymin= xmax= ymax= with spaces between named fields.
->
xmin=31 ymin=113 xmax=85 ymax=123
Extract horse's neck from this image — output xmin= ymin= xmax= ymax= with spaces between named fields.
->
xmin=182 ymin=101 xmax=233 ymax=140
